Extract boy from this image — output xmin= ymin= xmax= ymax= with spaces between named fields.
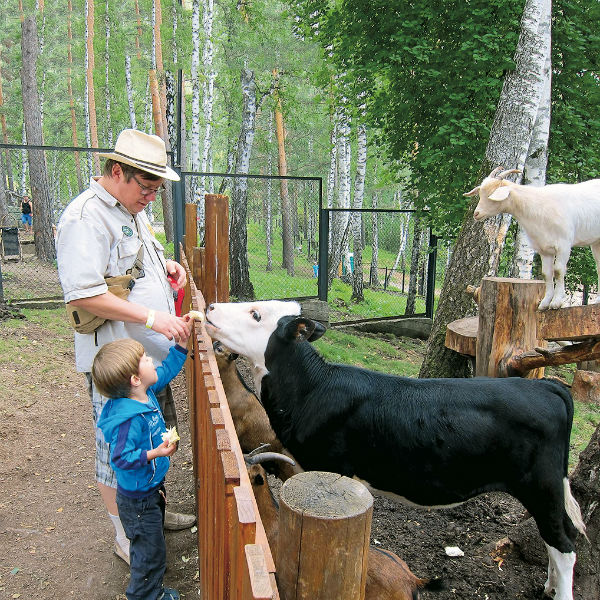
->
xmin=93 ymin=332 xmax=191 ymax=600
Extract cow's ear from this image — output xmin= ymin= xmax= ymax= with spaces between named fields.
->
xmin=306 ymin=320 xmax=326 ymax=342
xmin=281 ymin=317 xmax=316 ymax=342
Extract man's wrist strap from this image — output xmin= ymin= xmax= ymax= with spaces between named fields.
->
xmin=146 ymin=309 xmax=156 ymax=329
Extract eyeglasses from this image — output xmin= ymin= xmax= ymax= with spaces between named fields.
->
xmin=132 ymin=174 xmax=165 ymax=196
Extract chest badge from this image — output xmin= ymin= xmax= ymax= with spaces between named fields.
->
xmin=122 ymin=225 xmax=133 ymax=237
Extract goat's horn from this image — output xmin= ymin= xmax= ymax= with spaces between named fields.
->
xmin=487 ymin=166 xmax=504 ymax=178
xmin=245 ymin=452 xmax=296 ymax=466
xmin=245 ymin=444 xmax=272 ymax=458
xmin=497 ymin=168 xmax=522 ymax=180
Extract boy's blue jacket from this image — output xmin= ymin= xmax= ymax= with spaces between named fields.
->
xmin=97 ymin=345 xmax=187 ymax=497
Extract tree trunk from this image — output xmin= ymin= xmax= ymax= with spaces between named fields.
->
xmin=266 ymin=111 xmax=274 ymax=271
xmin=21 ymin=16 xmax=54 ymax=261
xmin=190 ymin=0 xmax=201 ymax=207
xmin=0 ymin=48 xmax=14 ymax=193
xmin=328 ymin=107 xmax=351 ymax=287
xmin=103 ymin=0 xmax=113 ymax=146
xmin=369 ymin=190 xmax=380 ymax=287
xmin=570 ymin=423 xmax=600 ymax=599
xmin=200 ymin=0 xmax=216 ymax=221
xmin=419 ymin=0 xmax=551 ymax=378
xmin=351 ymin=122 xmax=367 ymax=302
xmin=511 ymin=14 xmax=551 ymax=279
xmin=85 ymin=0 xmax=100 ymax=174
xmin=405 ymin=212 xmax=424 ymax=315
xmin=229 ymin=68 xmax=256 ymax=300
xmin=0 ymin=158 xmax=8 ymax=225
xmin=273 ymin=71 xmax=294 ymax=276
xmin=67 ymin=1 xmax=83 ymax=192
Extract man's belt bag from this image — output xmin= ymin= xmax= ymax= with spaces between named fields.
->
xmin=65 ymin=245 xmax=144 ymax=334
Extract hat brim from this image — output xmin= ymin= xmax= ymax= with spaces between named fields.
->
xmin=99 ymin=151 xmax=180 ymax=181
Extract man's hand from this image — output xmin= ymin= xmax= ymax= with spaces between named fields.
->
xmin=151 ymin=310 xmax=190 ymax=343
xmin=165 ymin=260 xmax=187 ymax=290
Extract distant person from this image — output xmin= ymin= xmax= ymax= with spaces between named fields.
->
xmin=21 ymin=195 xmax=32 ymax=233
xmin=94 ymin=336 xmax=191 ymax=600
xmin=55 ymin=129 xmax=195 ymax=566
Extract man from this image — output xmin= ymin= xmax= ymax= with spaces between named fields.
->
xmin=56 ymin=129 xmax=195 ymax=565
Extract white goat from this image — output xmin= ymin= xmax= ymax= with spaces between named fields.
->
xmin=465 ymin=166 xmax=600 ymax=310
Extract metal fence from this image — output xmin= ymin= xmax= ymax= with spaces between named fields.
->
xmin=1 ymin=143 xmax=446 ymax=321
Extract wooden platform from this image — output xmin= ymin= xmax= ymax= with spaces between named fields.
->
xmin=445 ymin=316 xmax=478 ymax=357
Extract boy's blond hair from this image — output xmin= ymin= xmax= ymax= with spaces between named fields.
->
xmin=92 ymin=338 xmax=145 ymax=399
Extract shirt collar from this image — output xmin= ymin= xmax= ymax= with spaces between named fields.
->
xmin=89 ymin=177 xmax=121 ymax=208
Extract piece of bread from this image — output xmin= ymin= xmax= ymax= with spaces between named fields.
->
xmin=161 ymin=426 xmax=180 ymax=446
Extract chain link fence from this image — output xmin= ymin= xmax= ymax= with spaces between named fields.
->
xmin=1 ymin=144 xmax=447 ymax=321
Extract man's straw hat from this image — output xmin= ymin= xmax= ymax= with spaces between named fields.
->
xmin=99 ymin=129 xmax=180 ymax=181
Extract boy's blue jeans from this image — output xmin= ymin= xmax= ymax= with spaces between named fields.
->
xmin=117 ymin=485 xmax=167 ymax=600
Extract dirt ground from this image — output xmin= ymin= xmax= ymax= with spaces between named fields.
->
xmin=0 ymin=310 xmax=588 ymax=599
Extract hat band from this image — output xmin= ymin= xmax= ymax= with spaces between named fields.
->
xmin=113 ymin=150 xmax=167 ymax=174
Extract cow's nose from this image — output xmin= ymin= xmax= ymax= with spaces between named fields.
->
xmin=208 ymin=303 xmax=215 ymax=311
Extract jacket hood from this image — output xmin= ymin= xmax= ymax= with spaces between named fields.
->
xmin=97 ymin=397 xmax=156 ymax=441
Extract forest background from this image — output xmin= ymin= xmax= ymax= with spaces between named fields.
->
xmin=1 ymin=0 xmax=600 ymax=372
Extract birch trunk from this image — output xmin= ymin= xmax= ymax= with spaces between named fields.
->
xmin=0 ymin=160 xmax=7 ymax=226
xmin=265 ymin=111 xmax=273 ymax=271
xmin=189 ymin=0 xmax=201 ymax=206
xmin=85 ymin=0 xmax=100 ymax=174
xmin=21 ymin=16 xmax=54 ymax=261
xmin=420 ymin=0 xmax=551 ymax=378
xmin=405 ymin=212 xmax=424 ymax=315
xmin=125 ymin=54 xmax=137 ymax=129
xmin=104 ymin=0 xmax=113 ymax=146
xmin=67 ymin=0 xmax=83 ymax=191
xmin=369 ymin=190 xmax=380 ymax=287
xmin=512 ymin=9 xmax=552 ymax=279
xmin=328 ymin=107 xmax=351 ymax=287
xmin=229 ymin=68 xmax=256 ymax=300
xmin=274 ymin=72 xmax=294 ymax=275
xmin=0 ymin=48 xmax=14 ymax=192
xmin=351 ymin=121 xmax=367 ymax=302
xmin=200 ymin=0 xmax=216 ymax=219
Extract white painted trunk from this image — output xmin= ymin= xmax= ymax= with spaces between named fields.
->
xmin=351 ymin=121 xmax=367 ymax=299
xmin=190 ymin=0 xmax=201 ymax=205
xmin=84 ymin=0 xmax=92 ymax=175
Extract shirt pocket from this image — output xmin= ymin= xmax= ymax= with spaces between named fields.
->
xmin=116 ymin=237 xmax=142 ymax=275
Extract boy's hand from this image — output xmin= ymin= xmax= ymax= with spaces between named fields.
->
xmin=176 ymin=316 xmax=194 ymax=349
xmin=151 ymin=439 xmax=177 ymax=459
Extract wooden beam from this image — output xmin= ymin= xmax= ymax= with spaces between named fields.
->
xmin=507 ymin=339 xmax=600 ymax=377
xmin=537 ymin=304 xmax=600 ymax=341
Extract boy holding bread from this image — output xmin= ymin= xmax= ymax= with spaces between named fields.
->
xmin=93 ymin=330 xmax=191 ymax=600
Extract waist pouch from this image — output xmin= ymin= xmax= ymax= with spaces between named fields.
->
xmin=66 ymin=274 xmax=135 ymax=334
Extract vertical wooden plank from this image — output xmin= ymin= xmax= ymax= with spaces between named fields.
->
xmin=233 ymin=486 xmax=257 ymax=600
xmin=204 ymin=194 xmax=219 ymax=305
xmin=185 ymin=203 xmax=198 ymax=280
xmin=216 ymin=195 xmax=230 ymax=302
xmin=193 ymin=246 xmax=205 ymax=294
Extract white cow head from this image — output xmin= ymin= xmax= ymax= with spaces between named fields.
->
xmin=205 ymin=300 xmax=302 ymax=388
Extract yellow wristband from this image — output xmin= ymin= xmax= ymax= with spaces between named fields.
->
xmin=145 ymin=309 xmax=156 ymax=329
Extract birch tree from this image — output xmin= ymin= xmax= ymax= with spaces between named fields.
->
xmin=85 ymin=0 xmax=100 ymax=174
xmin=229 ymin=67 xmax=257 ymax=300
xmin=21 ymin=15 xmax=54 ymax=260
xmin=273 ymin=71 xmax=294 ymax=276
xmin=369 ymin=190 xmax=380 ymax=287
xmin=511 ymin=10 xmax=552 ymax=279
xmin=189 ymin=0 xmax=202 ymax=202
xmin=103 ymin=0 xmax=113 ymax=146
xmin=67 ymin=0 xmax=83 ymax=191
xmin=420 ymin=0 xmax=552 ymax=377
xmin=351 ymin=121 xmax=367 ymax=302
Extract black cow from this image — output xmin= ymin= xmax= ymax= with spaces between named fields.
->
xmin=205 ymin=300 xmax=585 ymax=600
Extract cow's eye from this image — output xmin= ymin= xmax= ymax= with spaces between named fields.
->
xmin=251 ymin=309 xmax=261 ymax=322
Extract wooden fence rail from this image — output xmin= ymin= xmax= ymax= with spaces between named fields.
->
xmin=182 ymin=250 xmax=279 ymax=600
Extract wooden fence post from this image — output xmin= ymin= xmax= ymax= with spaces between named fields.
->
xmin=476 ymin=277 xmax=546 ymax=378
xmin=277 ymin=471 xmax=372 ymax=600
xmin=204 ymin=193 xmax=229 ymax=305
xmin=185 ymin=203 xmax=198 ymax=282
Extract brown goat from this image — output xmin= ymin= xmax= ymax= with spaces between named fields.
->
xmin=246 ymin=456 xmax=440 ymax=600
xmin=214 ymin=341 xmax=301 ymax=482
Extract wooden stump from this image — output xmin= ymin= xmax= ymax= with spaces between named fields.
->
xmin=277 ymin=471 xmax=373 ymax=600
xmin=476 ymin=278 xmax=545 ymax=378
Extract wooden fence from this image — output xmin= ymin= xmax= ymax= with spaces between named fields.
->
xmin=182 ymin=255 xmax=280 ymax=599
